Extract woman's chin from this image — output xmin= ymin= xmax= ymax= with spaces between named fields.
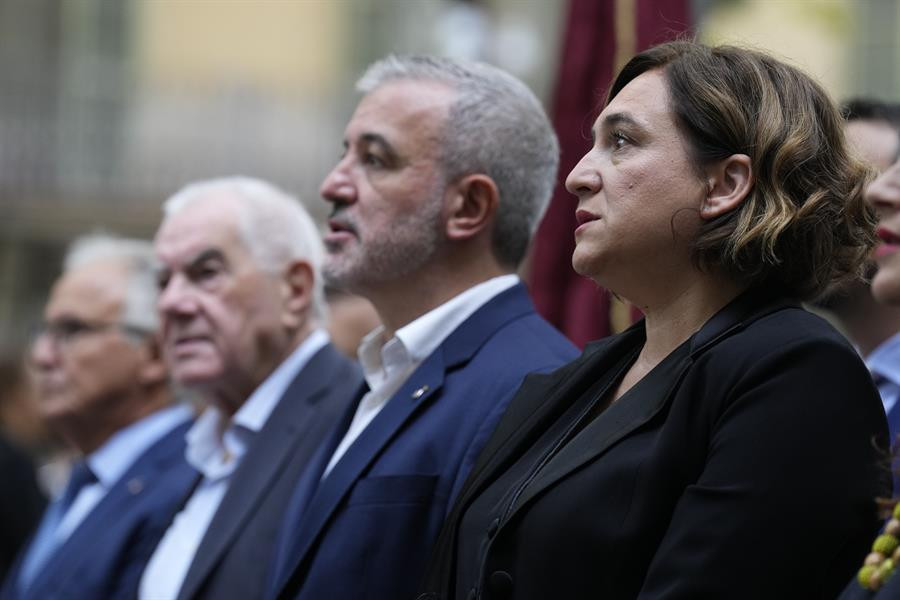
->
xmin=571 ymin=249 xmax=599 ymax=280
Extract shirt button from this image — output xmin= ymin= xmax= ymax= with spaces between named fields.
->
xmin=487 ymin=517 xmax=500 ymax=538
xmin=487 ymin=570 xmax=513 ymax=597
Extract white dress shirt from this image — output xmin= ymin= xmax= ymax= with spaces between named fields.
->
xmin=323 ymin=275 xmax=519 ymax=476
xmin=139 ymin=330 xmax=329 ymax=600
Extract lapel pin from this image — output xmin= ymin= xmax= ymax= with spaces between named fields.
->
xmin=127 ymin=478 xmax=144 ymax=495
xmin=411 ymin=385 xmax=430 ymax=400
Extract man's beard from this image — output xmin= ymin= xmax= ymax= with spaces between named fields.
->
xmin=323 ymin=196 xmax=445 ymax=292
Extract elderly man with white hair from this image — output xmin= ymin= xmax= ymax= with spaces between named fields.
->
xmin=2 ymin=234 xmax=196 ymax=600
xmin=139 ymin=177 xmax=362 ymax=600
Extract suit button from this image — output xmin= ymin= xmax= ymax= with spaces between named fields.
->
xmin=487 ymin=570 xmax=513 ymax=597
xmin=467 ymin=588 xmax=477 ymax=600
xmin=487 ymin=517 xmax=500 ymax=538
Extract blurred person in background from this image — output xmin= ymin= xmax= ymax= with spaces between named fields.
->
xmin=1 ymin=234 xmax=196 ymax=600
xmin=814 ymin=99 xmax=900 ymax=442
xmin=139 ymin=177 xmax=362 ymax=600
xmin=419 ymin=41 xmax=888 ymax=600
xmin=324 ymin=287 xmax=381 ymax=358
xmin=841 ymin=112 xmax=900 ymax=598
xmin=0 ymin=361 xmax=49 ymax=581
xmin=268 ymin=55 xmax=578 ymax=600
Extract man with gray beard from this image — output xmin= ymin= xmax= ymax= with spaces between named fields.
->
xmin=268 ymin=55 xmax=578 ymax=600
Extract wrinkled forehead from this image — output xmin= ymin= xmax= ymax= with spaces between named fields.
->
xmin=154 ymin=194 xmax=247 ymax=268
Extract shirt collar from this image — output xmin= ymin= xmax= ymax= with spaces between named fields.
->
xmin=185 ymin=329 xmax=330 ymax=479
xmin=87 ymin=403 xmax=193 ymax=487
xmin=867 ymin=331 xmax=900 ymax=385
xmin=357 ymin=275 xmax=519 ymax=391
xmin=234 ymin=329 xmax=329 ymax=432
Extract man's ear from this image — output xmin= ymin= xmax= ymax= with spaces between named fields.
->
xmin=281 ymin=259 xmax=314 ymax=329
xmin=137 ymin=334 xmax=167 ymax=387
xmin=445 ymin=174 xmax=499 ymax=241
xmin=700 ymin=154 xmax=753 ymax=220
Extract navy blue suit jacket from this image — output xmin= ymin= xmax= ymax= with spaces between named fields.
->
xmin=272 ymin=283 xmax=578 ymax=600
xmin=175 ymin=342 xmax=362 ymax=600
xmin=1 ymin=418 xmax=196 ymax=600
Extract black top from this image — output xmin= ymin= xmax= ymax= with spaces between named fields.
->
xmin=419 ymin=290 xmax=891 ymax=600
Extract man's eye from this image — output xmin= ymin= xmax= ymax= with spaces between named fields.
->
xmin=157 ymin=273 xmax=170 ymax=290
xmin=363 ymin=153 xmax=385 ymax=168
xmin=56 ymin=319 xmax=89 ymax=337
xmin=188 ymin=261 xmax=225 ymax=286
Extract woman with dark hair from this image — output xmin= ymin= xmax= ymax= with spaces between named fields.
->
xmin=416 ymin=41 xmax=890 ymax=600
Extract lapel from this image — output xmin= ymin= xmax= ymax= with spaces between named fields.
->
xmin=176 ymin=344 xmax=349 ymax=600
xmin=279 ymin=283 xmax=537 ymax=586
xmin=460 ymin=287 xmax=798 ymax=523
xmin=460 ymin=325 xmax=644 ymax=501
xmin=27 ymin=421 xmax=192 ymax=599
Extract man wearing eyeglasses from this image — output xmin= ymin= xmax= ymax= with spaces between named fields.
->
xmin=1 ymin=234 xmax=197 ymax=600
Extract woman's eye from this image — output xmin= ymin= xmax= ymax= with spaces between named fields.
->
xmin=611 ymin=131 xmax=629 ymax=150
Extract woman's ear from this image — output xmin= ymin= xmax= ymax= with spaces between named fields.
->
xmin=701 ymin=154 xmax=753 ymax=220
xmin=280 ymin=260 xmax=314 ymax=329
xmin=445 ymin=174 xmax=499 ymax=241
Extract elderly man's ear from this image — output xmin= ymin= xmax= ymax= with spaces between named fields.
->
xmin=445 ymin=174 xmax=500 ymax=241
xmin=137 ymin=335 xmax=168 ymax=387
xmin=281 ymin=260 xmax=315 ymax=329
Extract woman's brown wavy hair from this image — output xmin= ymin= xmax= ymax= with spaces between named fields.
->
xmin=608 ymin=40 xmax=877 ymax=300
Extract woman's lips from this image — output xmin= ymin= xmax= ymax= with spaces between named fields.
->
xmin=875 ymin=227 xmax=900 ymax=259
xmin=574 ymin=209 xmax=600 ymax=235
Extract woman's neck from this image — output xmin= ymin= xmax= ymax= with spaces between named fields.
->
xmin=638 ymin=273 xmax=747 ymax=368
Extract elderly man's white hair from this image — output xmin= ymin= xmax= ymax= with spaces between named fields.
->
xmin=161 ymin=176 xmax=327 ymax=324
xmin=64 ymin=234 xmax=160 ymax=333
xmin=357 ymin=55 xmax=560 ymax=269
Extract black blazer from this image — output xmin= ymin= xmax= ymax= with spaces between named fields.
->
xmin=419 ymin=290 xmax=891 ymax=600
xmin=175 ymin=342 xmax=362 ymax=600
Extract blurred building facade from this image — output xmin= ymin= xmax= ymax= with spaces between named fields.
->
xmin=0 ymin=0 xmax=566 ymax=359
xmin=0 ymin=0 xmax=897 ymax=360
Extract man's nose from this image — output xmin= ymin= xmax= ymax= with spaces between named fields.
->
xmin=320 ymin=160 xmax=357 ymax=206
xmin=157 ymin=274 xmax=199 ymax=316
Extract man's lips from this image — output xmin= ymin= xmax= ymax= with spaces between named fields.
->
xmin=168 ymin=335 xmax=212 ymax=352
xmin=325 ymin=218 xmax=358 ymax=243
xmin=875 ymin=227 xmax=900 ymax=259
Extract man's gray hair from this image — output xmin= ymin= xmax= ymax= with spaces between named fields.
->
xmin=357 ymin=55 xmax=560 ymax=268
xmin=64 ymin=234 xmax=160 ymax=333
xmin=162 ymin=176 xmax=327 ymax=323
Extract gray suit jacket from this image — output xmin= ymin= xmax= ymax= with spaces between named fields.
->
xmin=176 ymin=342 xmax=362 ymax=600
